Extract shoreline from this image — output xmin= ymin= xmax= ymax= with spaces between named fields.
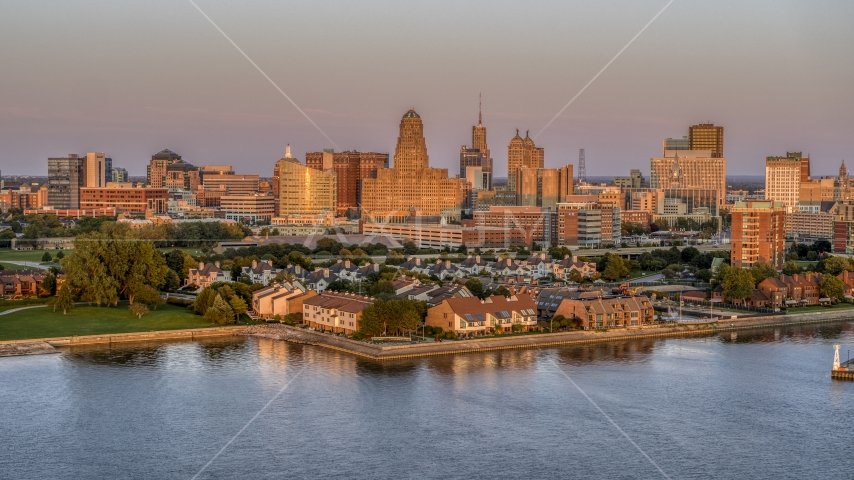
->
xmin=243 ymin=309 xmax=854 ymax=361
xmin=2 ymin=309 xmax=853 ymax=359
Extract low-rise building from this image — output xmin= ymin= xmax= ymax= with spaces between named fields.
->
xmin=425 ymin=294 xmax=538 ymax=337
xmin=1 ymin=269 xmax=48 ymax=298
xmin=251 ymin=281 xmax=314 ymax=319
xmin=79 ymin=184 xmax=168 ymax=215
xmin=186 ymin=262 xmax=230 ymax=290
xmin=241 ymin=259 xmax=282 ymax=285
xmin=553 ymin=295 xmax=654 ymax=329
xmin=220 ymin=194 xmax=275 ymax=224
xmin=302 ymin=292 xmax=375 ymax=334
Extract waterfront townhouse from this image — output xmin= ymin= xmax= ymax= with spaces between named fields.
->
xmin=552 ymin=255 xmax=597 ymax=280
xmin=392 ymin=275 xmax=422 ymax=295
xmin=241 ymin=259 xmax=282 ymax=286
xmin=186 ymin=262 xmax=230 ymax=290
xmin=490 ymin=258 xmax=525 ymax=277
xmin=251 ymin=281 xmax=315 ymax=319
xmin=0 ymin=270 xmax=47 ymax=298
xmin=553 ymin=295 xmax=654 ymax=329
xmin=458 ymin=254 xmax=490 ymax=275
xmin=301 ymin=268 xmax=338 ymax=293
xmin=521 ymin=253 xmax=551 ymax=279
xmin=327 ymin=259 xmax=361 ymax=281
xmin=302 ymin=292 xmax=375 ymax=334
xmin=426 ymin=259 xmax=465 ymax=280
xmin=426 ymin=294 xmax=538 ymax=337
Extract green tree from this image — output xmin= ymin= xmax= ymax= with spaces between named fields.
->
xmin=39 ymin=274 xmax=57 ymax=297
xmin=229 ymin=295 xmax=248 ymax=318
xmin=465 ymin=278 xmax=485 ymax=299
xmin=749 ymin=261 xmax=778 ymax=286
xmin=230 ymin=264 xmax=242 ymax=282
xmin=402 ymin=241 xmax=418 ymax=256
xmin=164 ymin=269 xmax=181 ymax=290
xmin=165 ymin=249 xmax=186 ymax=276
xmin=62 ymin=233 xmax=168 ymax=306
xmin=680 ymin=246 xmax=700 ymax=263
xmin=722 ymin=268 xmax=754 ymax=304
xmin=568 ymin=269 xmax=584 ymax=284
xmin=548 ymin=246 xmax=572 ymax=260
xmin=358 ymin=300 xmax=386 ymax=337
xmin=819 ymin=275 xmax=845 ymax=302
xmin=41 ymin=251 xmax=53 ymax=262
xmin=49 ymin=283 xmax=75 ymax=314
xmin=194 ymin=287 xmax=218 ymax=315
xmin=368 ymin=279 xmax=395 ymax=297
xmin=129 ymin=303 xmax=150 ymax=319
xmin=603 ymin=256 xmax=630 ymax=281
xmin=204 ymin=294 xmax=235 ymax=325
xmin=494 ymin=285 xmax=511 ymax=298
xmin=819 ymin=256 xmax=854 ymax=276
xmin=326 ymin=279 xmax=352 ymax=292
xmin=782 ymin=260 xmax=802 ymax=276
xmin=55 ymin=250 xmax=64 ymax=260
xmin=133 ymin=284 xmax=163 ymax=309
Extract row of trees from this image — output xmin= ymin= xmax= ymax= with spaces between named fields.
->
xmin=193 ymin=283 xmax=252 ymax=324
xmin=357 ymin=298 xmax=426 ymax=337
xmin=710 ymin=261 xmax=849 ymax=304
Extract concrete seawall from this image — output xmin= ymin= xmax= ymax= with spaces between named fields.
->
xmin=0 ymin=326 xmax=244 ymax=350
xmin=245 ymin=308 xmax=854 ymax=361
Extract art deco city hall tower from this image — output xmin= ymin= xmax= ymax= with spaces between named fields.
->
xmin=360 ymin=109 xmax=465 ymax=218
xmin=394 ymin=109 xmax=430 ymax=174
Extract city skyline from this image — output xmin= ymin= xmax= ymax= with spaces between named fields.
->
xmin=2 ymin=1 xmax=854 ymax=176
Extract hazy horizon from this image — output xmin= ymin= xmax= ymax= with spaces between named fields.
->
xmin=2 ymin=0 xmax=852 ymax=178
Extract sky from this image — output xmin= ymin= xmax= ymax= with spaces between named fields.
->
xmin=1 ymin=0 xmax=853 ymax=178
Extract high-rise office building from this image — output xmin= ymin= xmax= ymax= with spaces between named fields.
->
xmin=147 ymin=149 xmax=182 ymax=187
xmin=105 ymin=157 xmax=113 ymax=185
xmin=111 ymin=167 xmax=128 ymax=183
xmin=515 ymin=165 xmax=574 ymax=209
xmin=392 ymin=110 xmax=429 ymax=174
xmin=274 ymin=149 xmax=337 ymax=217
xmin=459 ymin=97 xmax=492 ymax=187
xmin=360 ymin=109 xmax=465 ymax=219
xmin=731 ymin=201 xmax=785 ymax=269
xmin=650 ymin=150 xmax=726 ymax=207
xmin=662 ymin=136 xmax=690 ymax=156
xmin=766 ymin=152 xmax=805 ymax=210
xmin=688 ymin=123 xmax=724 ymax=158
xmin=507 ymin=129 xmax=544 ymax=190
xmin=47 ymin=155 xmax=85 ymax=208
xmin=305 ymin=150 xmax=389 ymax=217
xmin=84 ymin=152 xmax=106 ymax=188
xmin=614 ymin=169 xmax=645 ymax=188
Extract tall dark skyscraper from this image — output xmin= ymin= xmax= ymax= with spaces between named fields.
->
xmin=688 ymin=123 xmax=724 ymax=158
xmin=47 ymin=154 xmax=85 ymax=208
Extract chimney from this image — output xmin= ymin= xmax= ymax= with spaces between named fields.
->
xmin=373 ymin=264 xmax=379 ymax=272
xmin=572 ymin=256 xmax=578 ymax=263
xmin=565 ymin=254 xmax=570 ymax=260
xmin=199 ymin=262 xmax=204 ymax=270
xmin=476 ymin=255 xmax=481 ymax=262
xmin=215 ymin=261 xmax=220 ymax=268
xmin=323 ymin=268 xmax=329 ymax=278
xmin=345 ymin=260 xmax=351 ymax=268
xmin=467 ymin=254 xmax=472 ymax=259
xmin=252 ymin=260 xmax=257 ymax=269
xmin=445 ymin=260 xmax=451 ymax=268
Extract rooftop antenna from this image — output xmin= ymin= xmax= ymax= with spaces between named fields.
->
xmin=578 ymin=149 xmax=586 ymax=184
xmin=478 ymin=92 xmax=482 ymax=126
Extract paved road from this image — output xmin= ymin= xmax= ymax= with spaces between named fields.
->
xmin=629 ymin=274 xmax=663 ymax=283
xmin=0 ymin=305 xmax=48 ymax=316
xmin=0 ymin=261 xmax=53 ymax=270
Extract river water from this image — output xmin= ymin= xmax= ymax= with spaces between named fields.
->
xmin=2 ymin=322 xmax=854 ymax=479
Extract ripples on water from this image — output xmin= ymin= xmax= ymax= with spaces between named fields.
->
xmin=2 ymin=323 xmax=854 ymax=479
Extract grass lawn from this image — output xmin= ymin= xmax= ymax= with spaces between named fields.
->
xmin=795 ymin=261 xmax=818 ymax=268
xmin=0 ymin=263 xmax=53 ymax=271
xmin=0 ymin=302 xmax=217 ymax=341
xmin=0 ymin=249 xmax=72 ymax=263
xmin=785 ymin=303 xmax=854 ymax=314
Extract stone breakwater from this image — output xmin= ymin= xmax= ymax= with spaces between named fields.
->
xmin=0 ymin=342 xmax=58 ymax=357
xmin=244 ymin=309 xmax=854 ymax=361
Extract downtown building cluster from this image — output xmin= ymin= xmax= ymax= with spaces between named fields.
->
xmin=5 ymin=103 xmax=853 ymax=270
